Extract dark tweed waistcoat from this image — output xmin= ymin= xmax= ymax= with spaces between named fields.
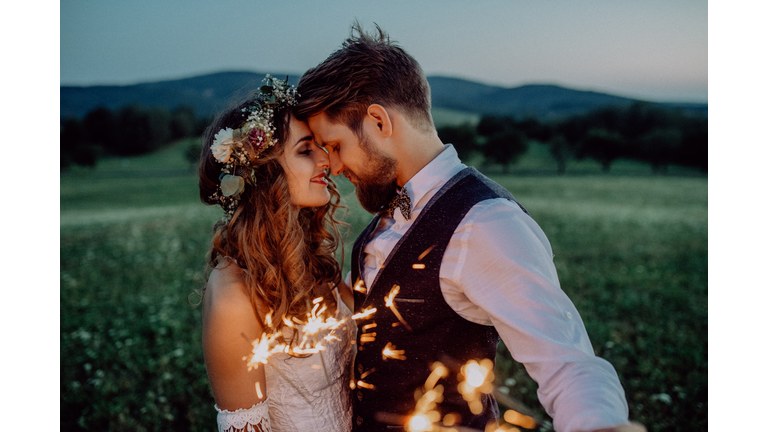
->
xmin=350 ymin=167 xmax=528 ymax=431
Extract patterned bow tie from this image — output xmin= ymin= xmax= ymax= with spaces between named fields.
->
xmin=387 ymin=186 xmax=412 ymax=220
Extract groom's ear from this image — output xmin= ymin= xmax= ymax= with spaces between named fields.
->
xmin=365 ymin=104 xmax=393 ymax=138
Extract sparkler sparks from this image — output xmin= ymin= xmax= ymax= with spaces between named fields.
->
xmin=418 ymin=245 xmax=436 ymax=261
xmin=352 ymin=307 xmax=377 ymax=320
xmin=357 ymin=380 xmax=376 ymax=389
xmin=384 ymin=285 xmax=412 ymax=330
xmin=360 ymin=322 xmax=377 ymax=345
xmin=353 ymin=279 xmax=367 ymax=293
xmin=382 ymin=342 xmax=406 ymax=360
xmin=405 ymin=362 xmax=449 ymax=432
xmin=245 ymin=299 xmax=347 ymax=370
xmin=502 ymin=410 xmax=537 ymax=430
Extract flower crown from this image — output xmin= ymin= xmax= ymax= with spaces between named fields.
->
xmin=209 ymin=75 xmax=298 ymax=217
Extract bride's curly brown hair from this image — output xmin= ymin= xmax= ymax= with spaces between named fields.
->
xmin=198 ymin=94 xmax=346 ymax=334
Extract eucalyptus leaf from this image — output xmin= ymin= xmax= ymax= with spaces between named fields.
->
xmin=220 ymin=175 xmax=245 ymax=197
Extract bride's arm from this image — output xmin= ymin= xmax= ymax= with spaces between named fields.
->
xmin=203 ymin=261 xmax=271 ymax=432
xmin=334 ymin=279 xmax=354 ymax=313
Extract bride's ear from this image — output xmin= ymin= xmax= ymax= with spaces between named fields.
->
xmin=365 ymin=104 xmax=393 ymax=138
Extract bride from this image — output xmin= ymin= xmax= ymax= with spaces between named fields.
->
xmin=197 ymin=76 xmax=355 ymax=432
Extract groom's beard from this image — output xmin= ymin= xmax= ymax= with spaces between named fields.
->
xmin=348 ymin=135 xmax=398 ymax=214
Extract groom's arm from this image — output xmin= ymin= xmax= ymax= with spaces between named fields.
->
xmin=439 ymin=198 xmax=634 ymax=432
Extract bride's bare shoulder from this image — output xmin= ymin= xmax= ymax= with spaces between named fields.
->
xmin=203 ymin=258 xmax=253 ymax=316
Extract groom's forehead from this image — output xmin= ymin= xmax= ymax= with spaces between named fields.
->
xmin=308 ymin=114 xmax=354 ymax=142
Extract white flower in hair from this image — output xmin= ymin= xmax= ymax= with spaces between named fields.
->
xmin=211 ymin=128 xmax=236 ymax=163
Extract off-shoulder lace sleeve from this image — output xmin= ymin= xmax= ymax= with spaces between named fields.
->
xmin=215 ymin=399 xmax=271 ymax=432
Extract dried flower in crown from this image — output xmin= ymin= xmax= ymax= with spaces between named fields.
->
xmin=208 ymin=75 xmax=298 ymax=218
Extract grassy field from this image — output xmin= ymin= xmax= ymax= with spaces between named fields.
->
xmin=60 ymin=139 xmax=707 ymax=431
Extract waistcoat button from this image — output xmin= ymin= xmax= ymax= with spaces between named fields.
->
xmin=357 ymin=363 xmax=364 ymax=374
xmin=357 ymin=390 xmax=364 ymax=401
xmin=356 ymin=416 xmax=364 ymax=426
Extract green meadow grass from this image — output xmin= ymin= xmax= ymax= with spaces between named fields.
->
xmin=60 ymin=141 xmax=707 ymax=431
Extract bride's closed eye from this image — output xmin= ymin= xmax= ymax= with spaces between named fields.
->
xmin=299 ymin=144 xmax=313 ymax=155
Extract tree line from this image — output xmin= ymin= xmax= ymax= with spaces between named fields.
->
xmin=438 ymin=102 xmax=707 ymax=174
xmin=62 ymin=101 xmax=707 ymax=174
xmin=60 ymin=105 xmax=210 ymax=169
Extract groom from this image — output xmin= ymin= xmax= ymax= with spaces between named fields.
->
xmin=296 ymin=25 xmax=644 ymax=432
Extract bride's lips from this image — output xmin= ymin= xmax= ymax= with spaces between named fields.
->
xmin=311 ymin=173 xmax=328 ymax=185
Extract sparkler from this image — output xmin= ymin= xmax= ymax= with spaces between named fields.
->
xmin=384 ymin=285 xmax=412 ymax=330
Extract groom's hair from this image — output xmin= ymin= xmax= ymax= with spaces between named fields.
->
xmin=295 ymin=22 xmax=434 ymax=138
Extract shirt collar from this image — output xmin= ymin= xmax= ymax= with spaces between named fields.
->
xmin=402 ymin=144 xmax=466 ymax=209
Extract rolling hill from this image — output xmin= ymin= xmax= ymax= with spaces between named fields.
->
xmin=60 ymin=71 xmax=707 ymax=120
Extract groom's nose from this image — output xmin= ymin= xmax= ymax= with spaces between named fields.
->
xmin=328 ymin=152 xmax=344 ymax=176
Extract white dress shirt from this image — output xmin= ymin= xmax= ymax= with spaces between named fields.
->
xmin=346 ymin=145 xmax=630 ymax=432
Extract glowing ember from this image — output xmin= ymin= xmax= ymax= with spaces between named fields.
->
xmin=412 ymin=263 xmax=426 ymax=269
xmin=408 ymin=414 xmax=431 ymax=432
xmin=384 ymin=285 xmax=412 ymax=330
xmin=357 ymin=380 xmax=375 ymax=389
xmin=405 ymin=362 xmax=448 ymax=432
xmin=503 ymin=410 xmax=537 ymax=430
xmin=382 ymin=342 xmax=406 ymax=360
xmin=353 ymin=279 xmax=367 ymax=293
xmin=417 ymin=245 xmax=436 ymax=261
xmin=465 ymin=362 xmax=488 ymax=387
xmin=458 ymin=359 xmax=495 ymax=415
xmin=352 ymin=307 xmax=377 ymax=320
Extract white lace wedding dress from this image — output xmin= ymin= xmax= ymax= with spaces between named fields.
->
xmin=215 ymin=290 xmax=356 ymax=432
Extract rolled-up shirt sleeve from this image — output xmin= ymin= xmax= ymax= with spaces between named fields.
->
xmin=439 ymin=198 xmax=630 ymax=432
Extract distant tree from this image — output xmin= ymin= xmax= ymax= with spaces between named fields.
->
xmin=113 ymin=105 xmax=152 ymax=155
xmin=147 ymin=107 xmax=171 ymax=147
xmin=678 ymin=115 xmax=708 ymax=172
xmin=83 ymin=106 xmax=116 ymax=151
xmin=516 ymin=115 xmax=552 ymax=142
xmin=60 ymin=118 xmax=85 ymax=152
xmin=482 ymin=129 xmax=528 ymax=173
xmin=476 ymin=115 xmax=507 ymax=137
xmin=554 ymin=114 xmax=590 ymax=145
xmin=171 ymin=106 xmax=197 ymax=140
xmin=548 ymin=134 xmax=573 ymax=175
xmin=579 ymin=128 xmax=626 ymax=172
xmin=112 ymin=105 xmax=171 ymax=155
xmin=637 ymin=128 xmax=682 ymax=174
xmin=437 ymin=124 xmax=478 ymax=160
xmin=60 ymin=118 xmax=85 ymax=169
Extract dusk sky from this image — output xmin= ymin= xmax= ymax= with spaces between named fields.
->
xmin=60 ymin=0 xmax=708 ymax=103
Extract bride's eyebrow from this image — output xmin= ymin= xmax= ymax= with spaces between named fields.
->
xmin=295 ymin=135 xmax=313 ymax=146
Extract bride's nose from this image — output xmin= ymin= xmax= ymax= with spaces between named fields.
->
xmin=316 ymin=146 xmax=330 ymax=169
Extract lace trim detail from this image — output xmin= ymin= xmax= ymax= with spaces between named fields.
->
xmin=215 ymin=399 xmax=271 ymax=432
